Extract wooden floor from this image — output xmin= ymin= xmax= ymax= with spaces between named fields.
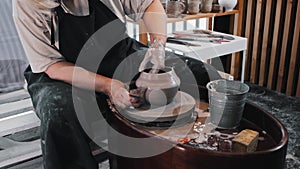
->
xmin=5 ymin=157 xmax=110 ymax=169
xmin=0 ymin=89 xmax=41 ymax=168
xmin=0 ymin=89 xmax=109 ymax=169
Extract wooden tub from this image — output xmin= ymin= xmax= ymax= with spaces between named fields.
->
xmin=107 ymin=99 xmax=288 ymax=169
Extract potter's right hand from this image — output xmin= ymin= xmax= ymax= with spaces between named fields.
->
xmin=106 ymin=79 xmax=131 ymax=109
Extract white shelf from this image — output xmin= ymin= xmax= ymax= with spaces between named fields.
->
xmin=166 ymin=31 xmax=247 ymax=82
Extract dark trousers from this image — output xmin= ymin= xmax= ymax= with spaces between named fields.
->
xmin=25 ymin=69 xmax=106 ymax=169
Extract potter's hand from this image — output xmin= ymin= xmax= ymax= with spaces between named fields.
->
xmin=139 ymin=39 xmax=165 ymax=72
xmin=107 ymin=79 xmax=131 ymax=109
xmin=129 ymin=88 xmax=147 ymax=108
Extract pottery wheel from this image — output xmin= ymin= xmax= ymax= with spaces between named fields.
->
xmin=120 ymin=91 xmax=196 ymax=129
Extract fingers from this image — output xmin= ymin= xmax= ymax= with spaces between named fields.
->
xmin=108 ymin=80 xmax=131 ymax=109
xmin=129 ymin=97 xmax=142 ymax=108
xmin=111 ymin=87 xmax=131 ymax=109
xmin=129 ymin=88 xmax=147 ymax=108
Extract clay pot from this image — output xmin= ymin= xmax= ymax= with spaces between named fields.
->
xmin=135 ymin=67 xmax=180 ymax=106
xmin=218 ymin=0 xmax=237 ymax=12
xmin=201 ymin=0 xmax=213 ymax=13
xmin=166 ymin=0 xmax=186 ymax=17
xmin=188 ymin=0 xmax=201 ymax=14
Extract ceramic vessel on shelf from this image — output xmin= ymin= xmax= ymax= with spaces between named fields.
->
xmin=134 ymin=67 xmax=181 ymax=107
xmin=201 ymin=0 xmax=213 ymax=13
xmin=188 ymin=0 xmax=201 ymax=14
xmin=218 ymin=0 xmax=237 ymax=12
xmin=166 ymin=0 xmax=186 ymax=18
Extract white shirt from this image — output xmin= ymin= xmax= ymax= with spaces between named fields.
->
xmin=13 ymin=0 xmax=153 ymax=73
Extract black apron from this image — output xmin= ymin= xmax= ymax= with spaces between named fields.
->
xmin=23 ymin=0 xmax=221 ymax=168
xmin=56 ymin=0 xmax=146 ymax=78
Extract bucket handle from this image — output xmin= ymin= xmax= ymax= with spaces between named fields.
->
xmin=207 ymin=82 xmax=216 ymax=91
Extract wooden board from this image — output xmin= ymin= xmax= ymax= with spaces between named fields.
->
xmin=0 ymin=98 xmax=33 ymax=119
xmin=287 ymin=0 xmax=300 ymax=95
xmin=244 ymin=0 xmax=254 ymax=81
xmin=6 ymin=156 xmax=43 ymax=169
xmin=230 ymin=10 xmax=242 ymax=79
xmin=250 ymin=0 xmax=263 ymax=83
xmin=0 ymin=89 xmax=30 ymax=104
xmin=259 ymin=0 xmax=272 ymax=86
xmin=0 ymin=138 xmax=42 ymax=168
xmin=276 ymin=0 xmax=293 ymax=91
xmin=0 ymin=110 xmax=40 ymax=137
xmin=297 ymin=72 xmax=300 ymax=98
xmin=267 ymin=0 xmax=283 ymax=89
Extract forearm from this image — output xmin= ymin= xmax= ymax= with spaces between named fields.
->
xmin=143 ymin=0 xmax=167 ymax=44
xmin=45 ymin=61 xmax=111 ymax=94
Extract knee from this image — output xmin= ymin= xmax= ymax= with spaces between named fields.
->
xmin=34 ymin=85 xmax=74 ymax=120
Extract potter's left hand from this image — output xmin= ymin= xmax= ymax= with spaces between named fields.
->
xmin=129 ymin=88 xmax=147 ymax=108
xmin=139 ymin=39 xmax=165 ymax=72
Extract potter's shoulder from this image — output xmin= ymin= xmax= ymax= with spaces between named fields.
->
xmin=13 ymin=0 xmax=31 ymax=10
xmin=13 ymin=0 xmax=35 ymax=20
xmin=13 ymin=0 xmax=39 ymax=15
xmin=13 ymin=0 xmax=54 ymax=21
xmin=13 ymin=0 xmax=57 ymax=14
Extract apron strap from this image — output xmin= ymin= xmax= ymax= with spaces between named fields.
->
xmin=50 ymin=9 xmax=59 ymax=50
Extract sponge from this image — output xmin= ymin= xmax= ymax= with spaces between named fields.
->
xmin=232 ymin=129 xmax=259 ymax=152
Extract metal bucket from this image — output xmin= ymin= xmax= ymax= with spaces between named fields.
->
xmin=206 ymin=79 xmax=250 ymax=129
